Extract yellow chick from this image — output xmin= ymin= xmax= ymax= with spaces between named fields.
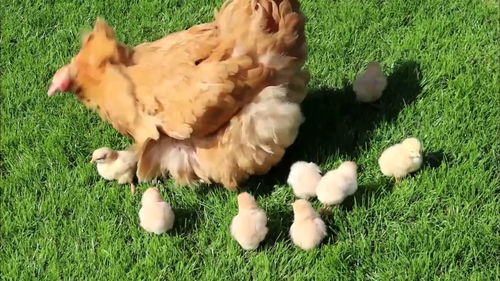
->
xmin=139 ymin=187 xmax=175 ymax=234
xmin=316 ymin=161 xmax=358 ymax=208
xmin=353 ymin=62 xmax=387 ymax=103
xmin=91 ymin=147 xmax=137 ymax=193
xmin=287 ymin=161 xmax=322 ymax=199
xmin=378 ymin=137 xmax=423 ymax=183
xmin=289 ymin=199 xmax=326 ymax=250
xmin=230 ymin=192 xmax=268 ymax=250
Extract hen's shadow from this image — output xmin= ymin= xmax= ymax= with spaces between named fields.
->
xmin=244 ymin=60 xmax=423 ymax=196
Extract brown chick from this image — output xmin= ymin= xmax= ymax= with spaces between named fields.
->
xmin=353 ymin=62 xmax=387 ymax=103
xmin=138 ymin=187 xmax=175 ymax=234
xmin=289 ymin=199 xmax=326 ymax=250
xmin=91 ymin=147 xmax=137 ymax=194
xmin=378 ymin=137 xmax=423 ymax=184
xmin=230 ymin=192 xmax=268 ymax=250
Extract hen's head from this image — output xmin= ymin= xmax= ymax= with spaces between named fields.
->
xmin=48 ymin=18 xmax=131 ymax=96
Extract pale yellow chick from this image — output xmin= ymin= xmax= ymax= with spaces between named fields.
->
xmin=287 ymin=161 xmax=322 ymax=199
xmin=139 ymin=187 xmax=175 ymax=234
xmin=353 ymin=62 xmax=387 ymax=103
xmin=378 ymin=137 xmax=423 ymax=183
xmin=230 ymin=192 xmax=268 ymax=250
xmin=316 ymin=161 xmax=358 ymax=208
xmin=91 ymin=147 xmax=138 ymax=194
xmin=289 ymin=199 xmax=326 ymax=250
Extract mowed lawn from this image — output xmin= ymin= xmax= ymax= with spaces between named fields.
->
xmin=1 ymin=0 xmax=499 ymax=280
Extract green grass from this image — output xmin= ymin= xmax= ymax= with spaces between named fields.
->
xmin=1 ymin=0 xmax=499 ymax=280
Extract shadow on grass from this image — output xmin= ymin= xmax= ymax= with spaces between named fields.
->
xmin=171 ymin=207 xmax=200 ymax=236
xmin=423 ymin=150 xmax=448 ymax=169
xmin=262 ymin=207 xmax=294 ymax=247
xmin=244 ymin=60 xmax=423 ymax=198
xmin=339 ymin=180 xmax=393 ymax=212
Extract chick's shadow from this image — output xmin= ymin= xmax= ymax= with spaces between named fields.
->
xmin=423 ymin=150 xmax=449 ymax=169
xmin=244 ymin=60 xmax=424 ymax=198
xmin=171 ymin=207 xmax=200 ymax=236
xmin=262 ymin=207 xmax=294 ymax=247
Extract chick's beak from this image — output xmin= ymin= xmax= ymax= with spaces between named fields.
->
xmin=90 ymin=156 xmax=104 ymax=163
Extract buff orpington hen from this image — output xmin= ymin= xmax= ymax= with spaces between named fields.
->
xmin=48 ymin=0 xmax=308 ymax=190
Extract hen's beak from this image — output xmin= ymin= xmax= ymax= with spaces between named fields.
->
xmin=47 ymin=83 xmax=62 ymax=96
xmin=47 ymin=65 xmax=71 ymax=96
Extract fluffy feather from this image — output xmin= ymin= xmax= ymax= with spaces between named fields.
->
xmin=287 ymin=161 xmax=322 ymax=199
xmin=91 ymin=147 xmax=137 ymax=193
xmin=316 ymin=161 xmax=358 ymax=206
xmin=353 ymin=62 xmax=387 ymax=103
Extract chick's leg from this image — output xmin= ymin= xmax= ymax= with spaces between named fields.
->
xmin=130 ymin=182 xmax=136 ymax=194
xmin=395 ymin=177 xmax=401 ymax=185
xmin=319 ymin=204 xmax=330 ymax=216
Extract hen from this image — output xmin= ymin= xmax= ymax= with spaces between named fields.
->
xmin=48 ymin=0 xmax=308 ymax=190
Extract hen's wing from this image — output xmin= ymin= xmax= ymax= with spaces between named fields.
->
xmin=127 ymin=0 xmax=304 ymax=140
xmin=128 ymin=25 xmax=272 ymax=140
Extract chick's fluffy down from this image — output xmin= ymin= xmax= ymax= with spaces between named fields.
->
xmin=378 ymin=138 xmax=423 ymax=179
xmin=230 ymin=209 xmax=268 ymax=250
xmin=290 ymin=217 xmax=326 ymax=250
xmin=287 ymin=161 xmax=322 ymax=199
xmin=290 ymin=199 xmax=327 ymax=250
xmin=139 ymin=202 xmax=175 ymax=234
xmin=316 ymin=166 xmax=357 ymax=206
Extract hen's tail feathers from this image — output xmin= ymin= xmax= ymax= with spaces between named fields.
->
xmin=214 ymin=0 xmax=306 ymax=70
